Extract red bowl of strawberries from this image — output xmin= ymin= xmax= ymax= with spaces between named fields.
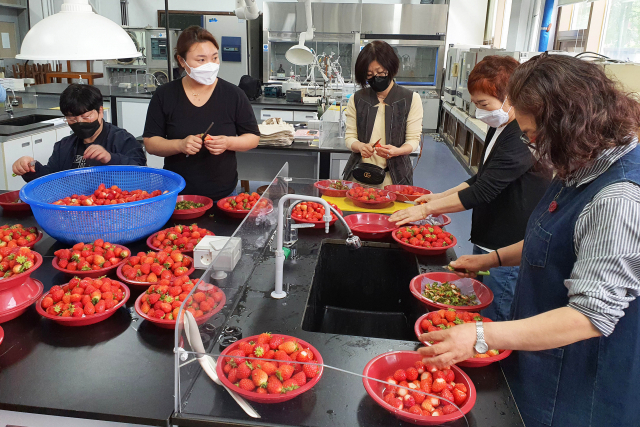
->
xmin=414 ymin=312 xmax=511 ymax=367
xmin=52 ymin=240 xmax=130 ymax=278
xmin=410 ymin=272 xmax=493 ymax=312
xmin=392 ymin=225 xmax=457 ymax=256
xmin=0 ymin=247 xmax=43 ymax=291
xmin=134 ymin=277 xmax=226 ymax=329
xmin=313 ymin=180 xmax=360 ymax=197
xmin=217 ymin=193 xmax=274 ymax=219
xmin=346 ymin=187 xmax=397 ymax=210
xmin=116 ymin=250 xmax=195 ymax=288
xmin=384 ymin=185 xmax=432 ymax=202
xmin=0 ymin=224 xmax=43 ymax=248
xmin=291 ymin=201 xmax=342 ymax=229
xmin=147 ymin=224 xmax=215 ymax=253
xmin=362 ymin=351 xmax=476 ymax=425
xmin=216 ymin=333 xmax=324 ymax=404
xmin=36 ymin=277 xmax=130 ymax=326
xmin=0 ymin=277 xmax=44 ymax=324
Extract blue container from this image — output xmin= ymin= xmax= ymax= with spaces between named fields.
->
xmin=20 ymin=166 xmax=185 ymax=245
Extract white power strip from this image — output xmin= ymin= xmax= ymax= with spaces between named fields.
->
xmin=193 ymin=236 xmax=242 ymax=278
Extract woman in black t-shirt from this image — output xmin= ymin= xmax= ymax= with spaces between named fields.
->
xmin=143 ymin=26 xmax=260 ymax=200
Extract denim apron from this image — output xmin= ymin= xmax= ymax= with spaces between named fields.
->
xmin=502 ymin=146 xmax=640 ymax=427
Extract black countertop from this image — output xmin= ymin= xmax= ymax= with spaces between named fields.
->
xmin=0 ymin=188 xmax=522 ymax=427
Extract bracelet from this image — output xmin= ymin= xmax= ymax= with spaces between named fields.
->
xmin=495 ymin=249 xmax=502 ymax=267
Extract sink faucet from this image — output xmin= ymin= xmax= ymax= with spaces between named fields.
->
xmin=4 ymin=88 xmax=16 ymax=118
xmin=273 ymin=195 xmax=361 ymax=299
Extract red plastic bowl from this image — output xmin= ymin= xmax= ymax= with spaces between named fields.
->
xmin=217 ymin=197 xmax=274 ymax=219
xmin=24 ymin=230 xmax=44 ymax=248
xmin=172 ymin=195 xmax=213 ymax=220
xmin=346 ymin=189 xmax=397 ymax=210
xmin=146 ymin=231 xmax=216 ymax=254
xmin=0 ymin=325 xmax=3 ymax=346
xmin=216 ymin=334 xmax=324 ymax=403
xmin=391 ymin=229 xmax=457 ymax=256
xmin=0 ymin=251 xmax=43 ymax=292
xmin=414 ymin=313 xmax=512 ymax=367
xmin=0 ymin=190 xmax=32 ymax=213
xmin=384 ymin=185 xmax=432 ymax=202
xmin=0 ymin=278 xmax=43 ymax=323
xmin=52 ymin=244 xmax=130 ymax=278
xmin=292 ymin=205 xmax=343 ymax=229
xmin=116 ymin=256 xmax=195 ymax=289
xmin=410 ymin=272 xmax=493 ymax=312
xmin=314 ymin=180 xmax=360 ymax=197
xmin=408 ymin=215 xmax=452 ymax=227
xmin=134 ymin=285 xmax=226 ymax=329
xmin=362 ymin=351 xmax=476 ymax=425
xmin=35 ymin=281 xmax=131 ymax=326
xmin=344 ymin=213 xmax=395 ymax=240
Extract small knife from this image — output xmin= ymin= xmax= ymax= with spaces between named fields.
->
xmin=186 ymin=121 xmax=214 ymax=158
xmin=443 ymin=265 xmax=490 ymax=276
xmin=12 ymin=160 xmax=36 ymax=177
xmin=401 ymin=200 xmax=417 ymax=205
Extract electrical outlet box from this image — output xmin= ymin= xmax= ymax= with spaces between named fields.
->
xmin=194 ymin=236 xmax=242 ymax=272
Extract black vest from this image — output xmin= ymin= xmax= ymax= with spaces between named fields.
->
xmin=342 ymin=83 xmax=416 ymax=185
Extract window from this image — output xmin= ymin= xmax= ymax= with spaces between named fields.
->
xmin=571 ymin=3 xmax=591 ymax=30
xmin=600 ymin=0 xmax=640 ymax=61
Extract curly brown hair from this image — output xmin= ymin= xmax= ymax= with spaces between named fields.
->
xmin=508 ymin=53 xmax=640 ymax=179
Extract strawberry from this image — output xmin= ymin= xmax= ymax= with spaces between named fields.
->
xmin=225 ymin=349 xmax=245 ymax=367
xmin=444 ymin=308 xmax=457 ymax=322
xmin=278 ymin=340 xmax=298 ymax=355
xmin=454 ymin=383 xmax=468 ymax=394
xmin=443 ymin=368 xmax=455 ymax=383
xmin=51 ymin=288 xmax=64 ymax=302
xmin=442 ymin=404 xmax=457 ymax=415
xmin=260 ymin=361 xmax=277 ymax=376
xmin=256 ymin=332 xmax=272 ymax=345
xmin=237 ymin=379 xmax=255 ymax=391
xmin=303 ymin=363 xmax=319 ymax=379
xmin=276 ymin=364 xmax=294 ymax=381
xmin=388 ymin=397 xmax=403 ymax=410
xmin=274 ymin=351 xmax=291 ymax=365
xmin=41 ymin=296 xmax=53 ymax=309
xmin=253 ymin=343 xmax=269 ymax=358
xmin=410 ymin=389 xmax=426 ymax=405
xmin=266 ymin=376 xmax=283 ymax=394
xmin=403 ymin=394 xmax=416 ymax=408
xmin=238 ymin=340 xmax=256 ymax=356
xmin=425 ymin=363 xmax=438 ymax=373
xmin=420 ymin=379 xmax=431 ymax=393
xmin=95 ymin=300 xmax=106 ymax=314
xmin=440 ymin=388 xmax=455 ymax=405
xmin=421 ymin=400 xmax=435 ymax=413
xmin=296 ymin=349 xmax=314 ymax=363
xmin=282 ymin=379 xmax=299 ymax=393
xmin=236 ymin=362 xmax=252 ymax=379
xmin=393 ymin=369 xmax=407 ymax=382
xmin=431 ymin=378 xmax=446 ymax=393
xmin=251 ymin=369 xmax=268 ymax=388
xmin=452 ymin=388 xmax=467 ymax=406
xmin=264 ymin=350 xmax=275 ymax=360
xmin=292 ymin=371 xmax=307 ymax=387
xmin=406 ymin=367 xmax=419 ymax=381
xmin=269 ymin=335 xmax=283 ymax=350
xmin=408 ymin=405 xmax=422 ymax=415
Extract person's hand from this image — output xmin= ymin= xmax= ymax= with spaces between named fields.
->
xmin=389 ymin=204 xmax=430 ymax=226
xmin=415 ymin=193 xmax=443 ymax=204
xmin=83 ymin=144 xmax=112 ymax=164
xmin=12 ymin=156 xmax=35 ymax=175
xmin=448 ymin=253 xmax=497 ymax=278
xmin=375 ymin=144 xmax=401 ymax=159
xmin=204 ymin=135 xmax=231 ymax=155
xmin=181 ymin=135 xmax=203 ymax=155
xmin=358 ymin=142 xmax=374 ymax=159
xmin=418 ymin=322 xmax=477 ymax=369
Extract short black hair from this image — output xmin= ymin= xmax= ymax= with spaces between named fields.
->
xmin=59 ymin=84 xmax=103 ymax=117
xmin=354 ymin=40 xmax=399 ymax=87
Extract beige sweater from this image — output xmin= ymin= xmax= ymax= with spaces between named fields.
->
xmin=345 ymin=91 xmax=423 ymax=186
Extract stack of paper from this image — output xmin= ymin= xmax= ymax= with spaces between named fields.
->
xmin=258 ymin=117 xmax=295 ymax=146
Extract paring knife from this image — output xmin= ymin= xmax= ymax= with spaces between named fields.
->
xmin=183 ymin=311 xmax=260 ymax=418
xmin=443 ymin=265 xmax=490 ymax=276
xmin=12 ymin=160 xmax=36 ymax=177
xmin=186 ymin=121 xmax=214 ymax=158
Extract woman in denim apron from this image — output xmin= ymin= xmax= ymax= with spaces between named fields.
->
xmin=417 ymin=54 xmax=640 ymax=427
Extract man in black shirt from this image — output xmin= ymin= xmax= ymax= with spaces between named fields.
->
xmin=13 ymin=84 xmax=146 ymax=181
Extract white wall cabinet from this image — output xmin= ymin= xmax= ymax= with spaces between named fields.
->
xmin=4 ymin=135 xmax=35 ymax=191
xmin=56 ymin=125 xmax=73 ymax=141
xmin=32 ymin=130 xmax=58 ymax=165
xmin=293 ymin=111 xmax=318 ymax=122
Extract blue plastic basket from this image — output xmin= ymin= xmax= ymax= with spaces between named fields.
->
xmin=20 ymin=166 xmax=186 ymax=245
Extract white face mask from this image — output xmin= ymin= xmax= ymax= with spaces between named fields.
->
xmin=184 ymin=61 xmax=219 ymax=86
xmin=475 ymin=97 xmax=512 ymax=128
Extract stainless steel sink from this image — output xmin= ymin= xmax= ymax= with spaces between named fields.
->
xmin=0 ymin=114 xmax=60 ymax=127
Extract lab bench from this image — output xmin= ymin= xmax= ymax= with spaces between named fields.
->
xmin=439 ymin=100 xmax=488 ymax=175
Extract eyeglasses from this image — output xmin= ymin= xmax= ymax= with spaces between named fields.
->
xmin=520 ymin=133 xmax=537 ymax=149
xmin=64 ymin=110 xmax=97 ymax=124
xmin=366 ymin=71 xmax=389 ymax=79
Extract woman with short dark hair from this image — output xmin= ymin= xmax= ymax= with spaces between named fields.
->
xmin=416 ymin=53 xmax=640 ymax=427
xmin=342 ymin=40 xmax=423 ymax=186
xmin=391 ymin=56 xmax=551 ymax=321
xmin=13 ymin=84 xmax=146 ymax=180
xmin=143 ymin=26 xmax=259 ymax=200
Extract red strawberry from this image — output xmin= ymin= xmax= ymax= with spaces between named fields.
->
xmin=452 ymin=388 xmax=467 ymax=406
xmin=266 ymin=376 xmax=283 ymax=394
xmin=51 ymin=288 xmax=64 ymax=302
xmin=236 ymin=362 xmax=252 ymax=380
xmin=434 ymin=370 xmax=447 ymax=381
xmin=253 ymin=343 xmax=269 ymax=358
xmin=444 ymin=309 xmax=457 ymax=322
xmin=388 ymin=397 xmax=403 ymax=410
xmin=442 ymin=404 xmax=457 ymax=415
xmin=41 ymin=296 xmax=53 ymax=309
xmin=454 ymin=383 xmax=468 ymax=394
xmin=260 ymin=361 xmax=277 ymax=376
xmin=296 ymin=349 xmax=314 ymax=363
xmin=408 ymin=405 xmax=423 ymax=415
xmin=276 ymin=364 xmax=294 ymax=381
xmin=238 ymin=340 xmax=256 ymax=356
xmin=440 ymin=388 xmax=455 ymax=405
xmin=278 ymin=341 xmax=298 ymax=355
xmin=267 ymin=336 xmax=283 ymax=350
xmin=414 ymin=361 xmax=426 ymax=374
xmin=410 ymin=389 xmax=426 ymax=404
xmin=421 ymin=400 xmax=435 ymax=413
xmin=431 ymin=378 xmax=446 ymax=393
xmin=443 ymin=368 xmax=455 ymax=383
xmin=84 ymin=302 xmax=95 ymax=315
xmin=227 ymin=368 xmax=238 ymax=384
xmin=282 ymin=379 xmax=299 ymax=393
xmin=292 ymin=371 xmax=307 ymax=387
xmin=403 ymin=394 xmax=416 ymax=408
xmin=274 ymin=350 xmax=291 ymax=363
xmin=406 ymin=367 xmax=419 ymax=381
xmin=251 ymin=368 xmax=268 ymax=388
xmin=257 ymin=332 xmax=272 ymax=345
xmin=237 ymin=379 xmax=255 ymax=391
xmin=95 ymin=300 xmax=106 ymax=314
xmin=264 ymin=350 xmax=275 ymax=360
xmin=303 ymin=363 xmax=319 ymax=379
xmin=72 ymin=306 xmax=83 ymax=317
xmin=393 ymin=369 xmax=407 ymax=382
xmin=225 ymin=350 xmax=245 ymax=367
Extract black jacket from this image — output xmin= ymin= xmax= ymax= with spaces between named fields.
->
xmin=457 ymin=120 xmax=551 ymax=250
xmin=23 ymin=122 xmax=146 ymax=182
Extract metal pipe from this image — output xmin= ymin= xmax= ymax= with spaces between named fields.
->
xmin=164 ymin=0 xmax=172 ymax=82
xmin=538 ymin=0 xmax=555 ymax=51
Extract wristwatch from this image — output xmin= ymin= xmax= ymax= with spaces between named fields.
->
xmin=474 ymin=321 xmax=489 ymax=354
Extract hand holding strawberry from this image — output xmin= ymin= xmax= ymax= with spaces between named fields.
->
xmin=418 ymin=322 xmax=478 ymax=369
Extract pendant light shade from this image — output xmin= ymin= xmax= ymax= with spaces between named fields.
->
xmin=16 ymin=0 xmax=140 ymax=60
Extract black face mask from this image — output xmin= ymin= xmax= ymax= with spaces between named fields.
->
xmin=69 ymin=119 xmax=101 ymax=140
xmin=367 ymin=75 xmax=392 ymax=93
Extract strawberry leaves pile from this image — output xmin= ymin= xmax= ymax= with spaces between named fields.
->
xmin=41 ymin=276 xmax=126 ymax=318
xmin=138 ymin=277 xmax=224 ymax=321
xmin=222 ymin=333 xmax=321 ymax=396
xmin=382 ymin=361 xmax=469 ymax=417
xmin=396 ymin=225 xmax=454 ymax=249
xmin=421 ymin=282 xmax=477 ymax=306
xmin=0 ymin=246 xmax=38 ymax=279
xmin=120 ymin=250 xmax=192 ymax=284
xmin=149 ymin=224 xmax=214 ymax=252
xmin=0 ymin=224 xmax=39 ymax=248
xmin=54 ymin=239 xmax=129 ymax=271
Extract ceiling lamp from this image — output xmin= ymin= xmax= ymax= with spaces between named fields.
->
xmin=16 ymin=0 xmax=140 ymax=61
xmin=285 ymin=0 xmax=315 ymax=66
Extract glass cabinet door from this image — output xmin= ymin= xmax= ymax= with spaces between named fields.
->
xmin=269 ymin=40 xmax=354 ymax=82
xmin=392 ymin=45 xmax=439 ymax=86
